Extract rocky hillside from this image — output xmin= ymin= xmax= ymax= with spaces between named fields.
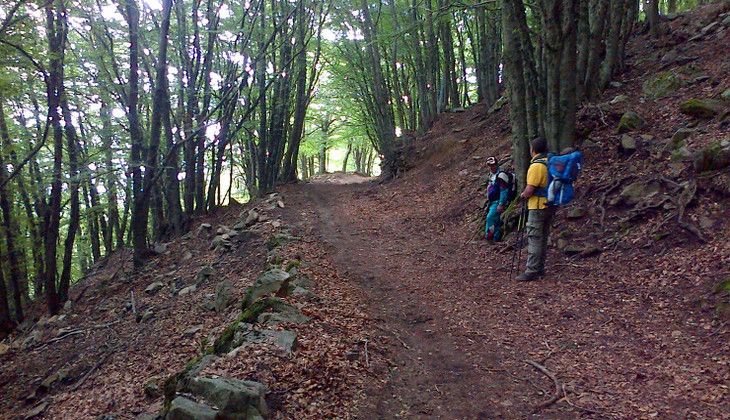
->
xmin=1 ymin=3 xmax=729 ymax=419
xmin=0 ymin=192 xmax=381 ymax=419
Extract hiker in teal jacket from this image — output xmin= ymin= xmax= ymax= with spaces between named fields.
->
xmin=485 ymin=156 xmax=510 ymax=242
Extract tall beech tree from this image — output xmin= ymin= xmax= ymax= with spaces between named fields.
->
xmin=0 ymin=0 xmax=709 ymax=330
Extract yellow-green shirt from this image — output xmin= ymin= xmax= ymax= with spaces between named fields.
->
xmin=526 ymin=155 xmax=548 ymax=210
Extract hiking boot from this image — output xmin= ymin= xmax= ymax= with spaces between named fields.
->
xmin=516 ymin=271 xmax=540 ymax=282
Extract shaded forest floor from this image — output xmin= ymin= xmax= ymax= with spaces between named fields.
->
xmin=2 ymin=3 xmax=730 ymax=419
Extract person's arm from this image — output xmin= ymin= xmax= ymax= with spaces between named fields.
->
xmin=521 ymin=162 xmax=539 ymax=199
xmin=520 ymin=185 xmax=536 ymax=199
xmin=497 ymin=179 xmax=509 ymax=212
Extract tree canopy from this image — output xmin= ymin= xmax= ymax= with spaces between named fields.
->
xmin=0 ymin=0 xmax=711 ymax=332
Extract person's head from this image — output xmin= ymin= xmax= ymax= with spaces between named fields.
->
xmin=486 ymin=156 xmax=498 ymax=172
xmin=560 ymin=146 xmax=576 ymax=155
xmin=530 ymin=137 xmax=548 ymax=157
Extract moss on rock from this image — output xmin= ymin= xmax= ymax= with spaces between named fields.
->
xmin=617 ymin=111 xmax=645 ymax=134
xmin=680 ymin=99 xmax=723 ymax=119
xmin=692 ymin=142 xmax=730 ymax=172
xmin=642 ymin=71 xmax=683 ymax=99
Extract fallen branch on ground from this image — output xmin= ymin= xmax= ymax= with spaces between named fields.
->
xmin=525 ymin=360 xmax=561 ymax=412
xmin=364 ymin=339 xmax=370 ymax=367
xmin=70 ymin=345 xmax=114 ymax=391
xmin=391 ymin=331 xmax=411 ymax=350
xmin=47 ymin=329 xmax=84 ymax=344
xmin=562 ymin=383 xmax=610 ymax=416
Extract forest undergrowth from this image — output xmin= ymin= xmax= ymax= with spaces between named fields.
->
xmin=1 ymin=3 xmax=730 ymax=419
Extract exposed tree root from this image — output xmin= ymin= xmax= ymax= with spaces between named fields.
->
xmin=525 ymin=360 xmax=561 ymax=412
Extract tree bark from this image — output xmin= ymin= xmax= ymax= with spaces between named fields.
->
xmin=358 ymin=0 xmax=398 ymax=179
xmin=43 ymin=0 xmax=67 ymax=315
xmin=123 ymin=0 xmax=148 ymax=268
xmin=342 ymin=141 xmax=352 ymax=172
xmin=583 ymin=0 xmax=610 ymax=99
xmin=0 ymin=261 xmax=14 ymax=337
xmin=0 ymin=101 xmax=25 ymax=321
xmin=58 ymin=82 xmax=82 ymax=304
xmin=645 ymin=0 xmax=660 ymax=37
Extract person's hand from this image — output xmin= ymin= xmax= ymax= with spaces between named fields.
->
xmin=497 ymin=204 xmax=504 ymax=213
xmin=520 ymin=191 xmax=529 ymax=199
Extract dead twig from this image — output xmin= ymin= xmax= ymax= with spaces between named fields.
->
xmin=526 ymin=360 xmax=561 ymax=412
xmin=552 ymin=262 xmax=590 ymax=269
xmin=676 ymin=180 xmax=707 ymax=242
xmin=90 ymin=319 xmax=122 ymax=329
xmin=70 ymin=345 xmax=114 ymax=391
xmin=47 ymin=329 xmax=84 ymax=343
xmin=130 ymin=291 xmax=137 ymax=316
xmin=391 ymin=331 xmax=411 ymax=350
xmin=562 ymin=383 xmax=609 ymax=415
xmin=364 ymin=339 xmax=370 ymax=367
xmin=600 ymin=316 xmax=614 ymax=328
xmin=596 ymin=178 xmax=627 ymax=227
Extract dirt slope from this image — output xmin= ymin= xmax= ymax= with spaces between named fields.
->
xmin=275 ymin=4 xmax=730 ymax=417
xmin=1 ymin=4 xmax=729 ymax=419
xmin=0 ymin=198 xmax=382 ymax=419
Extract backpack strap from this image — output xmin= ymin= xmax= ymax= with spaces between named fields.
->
xmin=531 ymin=157 xmax=549 ymax=198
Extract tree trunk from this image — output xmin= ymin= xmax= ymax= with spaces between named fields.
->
xmin=124 ymin=0 xmax=148 ymax=268
xmin=282 ymin=0 xmax=310 ymax=182
xmin=502 ymin=0 xmax=534 ymax=186
xmin=0 ymin=101 xmax=25 ymax=321
xmin=43 ymin=0 xmax=67 ymax=315
xmin=342 ymin=141 xmax=352 ymax=172
xmin=318 ymin=144 xmax=326 ymax=174
xmin=176 ymin=0 xmax=196 ymax=216
xmin=576 ymin=0 xmax=590 ymax=100
xmin=600 ymin=0 xmax=627 ymax=89
xmin=58 ymin=83 xmax=82 ymax=304
xmin=667 ymin=0 xmax=677 ymax=13
xmin=645 ymin=0 xmax=660 ymax=37
xmin=100 ymin=100 xmax=121 ymax=253
xmin=584 ymin=0 xmax=610 ymax=99
xmin=0 ymin=263 xmax=14 ymax=337
xmin=358 ymin=0 xmax=398 ymax=179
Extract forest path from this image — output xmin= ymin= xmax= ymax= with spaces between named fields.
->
xmin=282 ymin=177 xmax=543 ymax=418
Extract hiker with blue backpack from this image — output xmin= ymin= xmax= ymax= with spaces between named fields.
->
xmin=484 ymin=156 xmax=514 ymax=242
xmin=515 ymin=138 xmax=583 ymax=281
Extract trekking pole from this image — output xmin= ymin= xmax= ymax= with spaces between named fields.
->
xmin=508 ymin=202 xmax=527 ymax=281
xmin=514 ymin=203 xmax=527 ymax=278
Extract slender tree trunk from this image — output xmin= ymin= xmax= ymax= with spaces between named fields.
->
xmin=645 ymin=0 xmax=660 ymax=37
xmin=58 ymin=84 xmax=82 ymax=303
xmin=342 ymin=141 xmax=352 ymax=172
xmin=0 ymin=101 xmax=25 ymax=321
xmin=0 ymin=262 xmax=14 ymax=337
xmin=124 ymin=0 xmax=148 ymax=268
xmin=282 ymin=0 xmax=309 ymax=182
xmin=82 ymin=183 xmax=102 ymax=262
xmin=667 ymin=0 xmax=677 ymax=13
xmin=358 ymin=0 xmax=398 ymax=178
xmin=43 ymin=0 xmax=67 ymax=315
xmin=100 ymin=100 xmax=120 ymax=254
xmin=576 ymin=0 xmax=590 ymax=100
xmin=176 ymin=0 xmax=196 ymax=216
xmin=600 ymin=0 xmax=627 ymax=89
xmin=584 ymin=0 xmax=610 ymax=99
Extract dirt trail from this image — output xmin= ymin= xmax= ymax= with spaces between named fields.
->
xmin=283 ymin=167 xmax=729 ymax=419
xmin=285 ymin=179 xmax=544 ymax=418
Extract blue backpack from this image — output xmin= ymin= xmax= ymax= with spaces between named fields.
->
xmin=546 ymin=150 xmax=583 ymax=206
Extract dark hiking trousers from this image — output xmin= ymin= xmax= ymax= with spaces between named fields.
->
xmin=525 ymin=207 xmax=553 ymax=274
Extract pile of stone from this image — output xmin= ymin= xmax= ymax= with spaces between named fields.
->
xmin=158 ymin=263 xmax=317 ymax=419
